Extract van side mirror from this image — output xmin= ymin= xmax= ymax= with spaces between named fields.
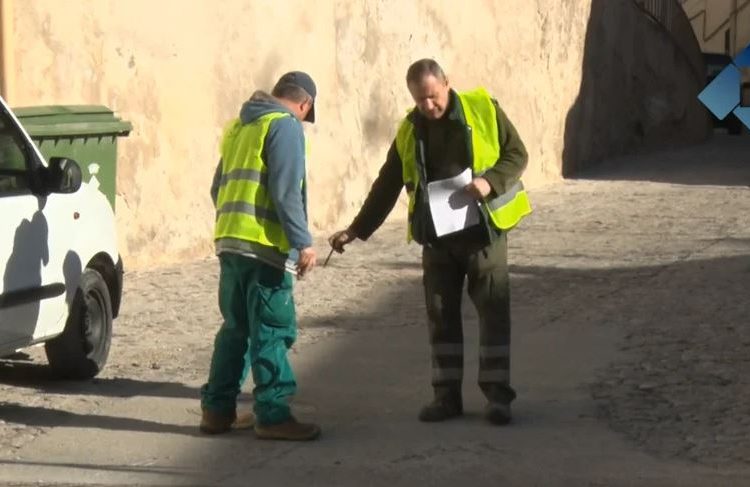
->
xmin=45 ymin=157 xmax=82 ymax=194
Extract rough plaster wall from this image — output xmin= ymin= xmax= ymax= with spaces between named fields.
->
xmin=684 ymin=0 xmax=750 ymax=55
xmin=9 ymin=0 xmax=705 ymax=269
xmin=562 ymin=0 xmax=711 ymax=176
xmin=739 ymin=6 xmax=750 ymax=51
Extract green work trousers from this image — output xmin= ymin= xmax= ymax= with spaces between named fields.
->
xmin=422 ymin=232 xmax=517 ymax=404
xmin=200 ymin=253 xmax=297 ymax=425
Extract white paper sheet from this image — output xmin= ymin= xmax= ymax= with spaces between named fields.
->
xmin=426 ymin=168 xmax=480 ymax=237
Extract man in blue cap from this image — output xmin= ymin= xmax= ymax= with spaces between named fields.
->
xmin=200 ymin=71 xmax=320 ymax=441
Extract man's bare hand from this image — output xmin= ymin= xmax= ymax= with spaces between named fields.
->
xmin=328 ymin=228 xmax=357 ymax=253
xmin=297 ymin=247 xmax=317 ymax=277
xmin=464 ymin=177 xmax=492 ymax=200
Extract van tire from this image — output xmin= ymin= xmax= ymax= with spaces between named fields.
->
xmin=45 ymin=268 xmax=113 ymax=379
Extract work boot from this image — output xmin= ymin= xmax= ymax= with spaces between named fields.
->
xmin=199 ymin=408 xmax=236 ymax=435
xmin=232 ymin=411 xmax=256 ymax=430
xmin=484 ymin=402 xmax=512 ymax=425
xmin=418 ymin=396 xmax=463 ymax=422
xmin=254 ymin=417 xmax=321 ymax=441
xmin=199 ymin=409 xmax=255 ymax=434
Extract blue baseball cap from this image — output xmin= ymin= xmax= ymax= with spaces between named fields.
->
xmin=275 ymin=71 xmax=317 ymax=123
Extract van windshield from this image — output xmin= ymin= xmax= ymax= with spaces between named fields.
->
xmin=0 ymin=111 xmax=30 ymax=173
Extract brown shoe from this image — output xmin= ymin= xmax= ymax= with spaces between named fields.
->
xmin=199 ymin=409 xmax=236 ymax=435
xmin=254 ymin=417 xmax=321 ymax=441
xmin=232 ymin=411 xmax=256 ymax=430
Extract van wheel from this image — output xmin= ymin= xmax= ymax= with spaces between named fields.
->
xmin=45 ymin=268 xmax=113 ymax=379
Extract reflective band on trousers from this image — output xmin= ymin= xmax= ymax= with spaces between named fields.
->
xmin=478 ymin=370 xmax=510 ymax=382
xmin=433 ymin=368 xmax=464 ymax=382
xmin=479 ymin=345 xmax=510 ymax=358
xmin=431 ymin=343 xmax=463 ymax=356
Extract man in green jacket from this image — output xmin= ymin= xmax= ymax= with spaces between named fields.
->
xmin=329 ymin=59 xmax=530 ymax=425
xmin=201 ymin=71 xmax=321 ymax=441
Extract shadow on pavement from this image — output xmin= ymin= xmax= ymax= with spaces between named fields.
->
xmin=572 ymin=134 xmax=750 ymax=187
xmin=0 ymin=458 xmax=196 ymax=477
xmin=0 ymin=402 xmax=200 ymax=436
xmin=1 ymin=241 xmax=748 ymax=483
xmin=163 ymin=248 xmax=750 ymax=484
xmin=0 ymin=363 xmax=201 ymax=400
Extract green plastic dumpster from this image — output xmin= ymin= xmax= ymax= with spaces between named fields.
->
xmin=12 ymin=105 xmax=133 ymax=211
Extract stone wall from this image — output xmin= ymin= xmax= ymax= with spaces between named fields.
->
xmin=563 ymin=0 xmax=711 ymax=176
xmin=3 ymin=0 xmax=708 ymax=269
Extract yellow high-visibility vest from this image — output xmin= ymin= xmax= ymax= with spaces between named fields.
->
xmin=396 ymin=87 xmax=532 ymax=241
xmin=214 ymin=112 xmax=303 ymax=253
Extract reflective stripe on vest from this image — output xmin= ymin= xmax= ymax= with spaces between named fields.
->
xmin=396 ymin=87 xmax=532 ymax=241
xmin=214 ymin=111 xmax=297 ymax=252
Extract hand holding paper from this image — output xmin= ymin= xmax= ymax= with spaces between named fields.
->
xmin=426 ymin=168 xmax=481 ymax=237
xmin=464 ymin=177 xmax=492 ymax=199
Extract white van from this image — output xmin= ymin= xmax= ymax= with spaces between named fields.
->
xmin=0 ymin=95 xmax=122 ymax=379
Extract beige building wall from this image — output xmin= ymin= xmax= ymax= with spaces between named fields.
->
xmin=3 ymin=0 xmax=709 ymax=270
xmin=682 ymin=0 xmax=750 ymax=55
xmin=739 ymin=5 xmax=750 ymax=52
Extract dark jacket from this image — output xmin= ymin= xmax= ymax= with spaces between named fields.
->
xmin=349 ymin=89 xmax=528 ymax=248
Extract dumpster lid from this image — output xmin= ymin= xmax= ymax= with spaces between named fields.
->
xmin=12 ymin=105 xmax=133 ymax=138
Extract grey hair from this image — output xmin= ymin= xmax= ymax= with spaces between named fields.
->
xmin=406 ymin=58 xmax=447 ymax=85
xmin=271 ymin=82 xmax=311 ymax=103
